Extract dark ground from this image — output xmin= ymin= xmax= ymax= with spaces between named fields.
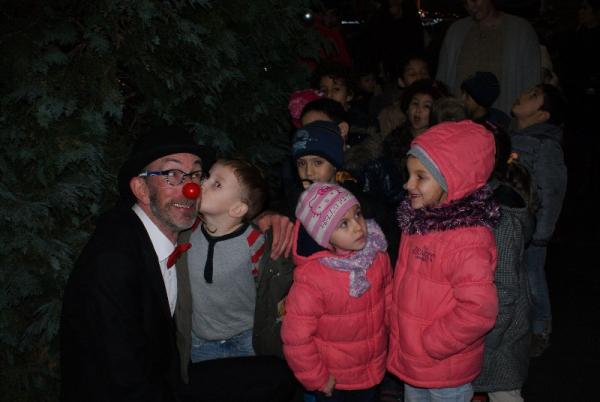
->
xmin=521 ymin=129 xmax=600 ymax=402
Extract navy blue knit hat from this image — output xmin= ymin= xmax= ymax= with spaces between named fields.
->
xmin=461 ymin=71 xmax=500 ymax=108
xmin=292 ymin=120 xmax=344 ymax=168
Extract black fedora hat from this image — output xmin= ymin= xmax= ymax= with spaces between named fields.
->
xmin=118 ymin=126 xmax=214 ymax=203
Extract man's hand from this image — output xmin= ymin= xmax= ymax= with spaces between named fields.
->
xmin=254 ymin=211 xmax=294 ymax=259
xmin=320 ymin=375 xmax=336 ymax=397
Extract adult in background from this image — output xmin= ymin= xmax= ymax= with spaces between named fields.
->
xmin=60 ymin=127 xmax=295 ymax=402
xmin=436 ymin=0 xmax=540 ymax=115
xmin=362 ymin=0 xmax=425 ymax=84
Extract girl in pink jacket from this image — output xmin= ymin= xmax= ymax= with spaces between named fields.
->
xmin=387 ymin=121 xmax=500 ymax=402
xmin=282 ymin=182 xmax=392 ymax=402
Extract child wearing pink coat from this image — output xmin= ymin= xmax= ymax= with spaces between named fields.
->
xmin=282 ymin=183 xmax=392 ymax=402
xmin=387 ymin=121 xmax=500 ymax=402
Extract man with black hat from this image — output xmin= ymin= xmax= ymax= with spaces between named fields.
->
xmin=60 ymin=127 xmax=295 ymax=402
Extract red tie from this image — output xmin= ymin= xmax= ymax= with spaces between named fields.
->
xmin=167 ymin=243 xmax=192 ymax=269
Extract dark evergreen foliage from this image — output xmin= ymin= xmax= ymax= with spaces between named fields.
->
xmin=0 ymin=0 xmax=319 ymax=399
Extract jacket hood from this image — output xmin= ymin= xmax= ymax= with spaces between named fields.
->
xmin=411 ymin=121 xmax=495 ymax=203
xmin=513 ymin=122 xmax=563 ymax=143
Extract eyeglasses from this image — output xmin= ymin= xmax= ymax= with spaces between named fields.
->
xmin=138 ymin=169 xmax=204 ymax=186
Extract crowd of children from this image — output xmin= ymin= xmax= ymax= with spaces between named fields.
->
xmin=173 ymin=4 xmax=572 ymax=402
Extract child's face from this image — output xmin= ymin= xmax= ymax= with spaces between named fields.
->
xmin=401 ymin=59 xmax=429 ymax=87
xmin=200 ymin=163 xmax=245 ymax=216
xmin=511 ymin=86 xmax=545 ymax=121
xmin=330 ymin=204 xmax=368 ymax=252
xmin=319 ymin=76 xmax=352 ymax=107
xmin=296 ymin=155 xmax=337 ymax=189
xmin=579 ymin=1 xmax=599 ymax=28
xmin=408 ymin=93 xmax=433 ymax=135
xmin=359 ymin=73 xmax=377 ymax=94
xmin=405 ymin=156 xmax=447 ymax=209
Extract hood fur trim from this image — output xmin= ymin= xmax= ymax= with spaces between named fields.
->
xmin=397 ymin=185 xmax=501 ymax=235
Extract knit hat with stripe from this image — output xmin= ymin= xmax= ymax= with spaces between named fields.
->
xmin=292 ymin=120 xmax=344 ymax=169
xmin=295 ymin=182 xmax=359 ymax=249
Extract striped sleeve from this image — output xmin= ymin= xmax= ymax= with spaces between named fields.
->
xmin=247 ymin=228 xmax=266 ymax=277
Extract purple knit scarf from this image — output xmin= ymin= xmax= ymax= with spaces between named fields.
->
xmin=397 ymin=185 xmax=501 ymax=235
xmin=320 ymin=220 xmax=387 ymax=298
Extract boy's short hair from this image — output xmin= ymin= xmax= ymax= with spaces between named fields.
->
xmin=311 ymin=61 xmax=356 ymax=95
xmin=300 ymin=97 xmax=348 ymax=123
xmin=216 ymin=159 xmax=269 ymax=222
xmin=430 ymin=96 xmax=468 ymax=125
xmin=539 ymin=84 xmax=566 ymax=126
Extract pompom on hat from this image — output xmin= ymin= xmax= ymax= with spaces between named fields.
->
xmin=295 ymin=182 xmax=359 ymax=249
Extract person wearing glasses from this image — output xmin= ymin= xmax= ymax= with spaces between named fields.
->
xmin=60 ymin=127 xmax=295 ymax=402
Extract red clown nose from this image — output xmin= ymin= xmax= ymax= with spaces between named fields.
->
xmin=182 ymin=182 xmax=201 ymax=199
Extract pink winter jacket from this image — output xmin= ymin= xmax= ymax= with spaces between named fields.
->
xmin=387 ymin=121 xmax=500 ymax=388
xmin=282 ymin=221 xmax=392 ymax=391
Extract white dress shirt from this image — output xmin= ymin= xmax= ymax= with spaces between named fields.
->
xmin=132 ymin=204 xmax=178 ymax=316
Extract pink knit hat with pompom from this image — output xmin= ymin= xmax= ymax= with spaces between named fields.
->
xmin=295 ymin=182 xmax=359 ymax=249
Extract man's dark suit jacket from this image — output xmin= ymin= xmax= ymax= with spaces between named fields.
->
xmin=60 ymin=203 xmax=180 ymax=402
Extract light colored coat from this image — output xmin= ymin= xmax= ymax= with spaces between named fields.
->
xmin=436 ymin=13 xmax=541 ymax=115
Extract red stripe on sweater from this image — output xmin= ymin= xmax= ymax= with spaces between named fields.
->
xmin=251 ymin=243 xmax=266 ymax=263
xmin=247 ymin=228 xmax=261 ymax=247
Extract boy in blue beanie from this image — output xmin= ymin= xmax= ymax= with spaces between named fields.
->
xmin=292 ymin=120 xmax=344 ymax=190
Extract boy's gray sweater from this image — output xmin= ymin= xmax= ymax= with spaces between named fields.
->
xmin=188 ymin=224 xmax=264 ymax=340
xmin=510 ymin=122 xmax=567 ymax=245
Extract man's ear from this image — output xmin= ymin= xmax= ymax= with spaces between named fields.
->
xmin=130 ymin=177 xmax=151 ymax=205
xmin=229 ymin=201 xmax=249 ymax=220
xmin=536 ymin=110 xmax=550 ymax=124
xmin=337 ymin=121 xmax=350 ymax=142
xmin=398 ymin=77 xmax=406 ymax=88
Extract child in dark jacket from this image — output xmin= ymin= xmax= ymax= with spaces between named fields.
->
xmin=473 ymin=123 xmax=538 ymax=402
xmin=510 ymin=83 xmax=567 ymax=356
xmin=387 ymin=121 xmax=500 ymax=402
xmin=282 ymin=183 xmax=392 ymax=402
